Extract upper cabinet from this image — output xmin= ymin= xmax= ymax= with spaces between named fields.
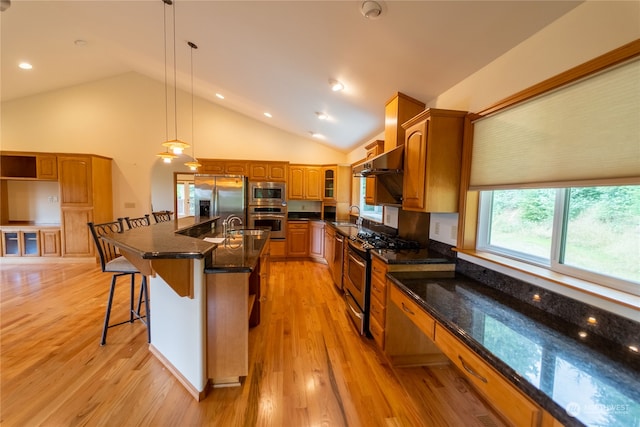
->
xmin=289 ymin=165 xmax=322 ymax=200
xmin=199 ymin=159 xmax=248 ymax=176
xmin=401 ymin=109 xmax=467 ymax=213
xmin=364 ymin=141 xmax=384 ymax=206
xmin=1 ymin=152 xmax=58 ymax=180
xmin=384 ymin=93 xmax=425 ymax=153
xmin=249 ymin=161 xmax=287 ymax=182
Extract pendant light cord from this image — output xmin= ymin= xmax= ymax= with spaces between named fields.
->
xmin=189 ymin=41 xmax=197 ymax=159
xmin=172 ymin=0 xmax=178 ymax=141
xmin=163 ymin=0 xmax=169 ymax=143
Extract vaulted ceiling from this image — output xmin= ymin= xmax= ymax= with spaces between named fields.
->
xmin=1 ymin=1 xmax=582 ymax=152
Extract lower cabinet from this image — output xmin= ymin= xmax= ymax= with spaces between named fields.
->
xmin=309 ymin=221 xmax=324 ymax=260
xmin=1 ymin=227 xmax=61 ymax=257
xmin=61 ymin=208 xmax=94 ymax=257
xmin=435 ymin=323 xmax=541 ymax=427
xmin=287 ymin=221 xmax=309 ymax=257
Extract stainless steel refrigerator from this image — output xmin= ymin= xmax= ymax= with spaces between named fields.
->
xmin=194 ymin=175 xmax=247 ymax=224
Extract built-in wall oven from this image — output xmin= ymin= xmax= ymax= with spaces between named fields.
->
xmin=247 ymin=205 xmax=287 ymax=240
xmin=344 ymin=240 xmax=369 ymax=335
xmin=249 ymin=181 xmax=286 ymax=206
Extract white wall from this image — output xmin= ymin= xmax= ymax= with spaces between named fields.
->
xmin=1 ymin=72 xmax=348 ymax=218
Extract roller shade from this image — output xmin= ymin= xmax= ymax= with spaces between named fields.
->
xmin=470 ymin=57 xmax=640 ymax=190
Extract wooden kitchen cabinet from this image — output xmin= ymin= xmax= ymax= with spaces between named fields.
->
xmin=0 ymin=152 xmax=57 ymax=180
xmin=323 ymin=225 xmax=335 ymax=269
xmin=58 ymin=154 xmax=112 ymax=257
xmin=40 ymin=229 xmax=61 ymax=257
xmin=199 ymin=159 xmax=248 ymax=175
xmin=434 ymin=323 xmax=541 ymax=427
xmin=248 ymin=161 xmax=287 ymax=182
xmin=1 ymin=230 xmax=21 ymax=256
xmin=288 ymin=165 xmax=321 ymax=200
xmin=364 ymin=140 xmax=384 ymax=205
xmin=384 ymin=92 xmax=425 ymax=153
xmin=286 ymin=221 xmax=309 ymax=257
xmin=309 ymin=221 xmax=325 ymax=260
xmin=369 ymin=256 xmax=389 ymax=349
xmin=401 ymin=109 xmax=467 ymax=213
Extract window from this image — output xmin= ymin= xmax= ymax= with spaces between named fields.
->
xmin=359 ymin=178 xmax=382 ymax=222
xmin=478 ymin=185 xmax=639 ymax=295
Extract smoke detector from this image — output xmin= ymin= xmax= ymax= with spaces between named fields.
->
xmin=0 ymin=0 xmax=11 ymax=12
xmin=361 ymin=1 xmax=382 ymax=19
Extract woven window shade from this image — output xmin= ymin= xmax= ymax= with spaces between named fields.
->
xmin=470 ymin=58 xmax=640 ymax=190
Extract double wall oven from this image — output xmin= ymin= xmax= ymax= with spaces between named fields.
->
xmin=247 ymin=181 xmax=287 ymax=240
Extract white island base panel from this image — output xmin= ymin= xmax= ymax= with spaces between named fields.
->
xmin=148 ymin=259 xmax=208 ymax=400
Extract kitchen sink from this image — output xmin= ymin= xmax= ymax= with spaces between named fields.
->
xmin=227 ymin=229 xmax=267 ymax=236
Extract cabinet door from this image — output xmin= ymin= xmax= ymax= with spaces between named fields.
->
xmin=249 ymin=163 xmax=268 ymax=181
xmin=21 ymin=231 xmax=40 ymax=256
xmin=402 ymin=119 xmax=428 ymax=210
xmin=1 ymin=231 xmax=22 ymax=256
xmin=40 ymin=229 xmax=61 ymax=257
xmin=225 ymin=161 xmax=248 ymax=175
xmin=268 ymin=163 xmax=287 ymax=181
xmin=305 ymin=167 xmax=322 ymax=200
xmin=287 ymin=223 xmax=309 ymax=257
xmin=201 ymin=160 xmax=226 ymax=174
xmin=323 ymin=227 xmax=334 ymax=267
xmin=323 ymin=167 xmax=336 ymax=201
xmin=36 ymin=155 xmax=58 ymax=180
xmin=289 ymin=167 xmax=305 ymax=199
xmin=59 ymin=156 xmax=93 ymax=206
xmin=61 ymin=208 xmax=94 ymax=257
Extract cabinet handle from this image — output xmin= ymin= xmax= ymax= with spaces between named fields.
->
xmin=401 ymin=302 xmax=415 ymax=315
xmin=458 ymin=356 xmax=488 ymax=383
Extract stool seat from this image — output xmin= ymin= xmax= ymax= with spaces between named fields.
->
xmin=104 ymin=256 xmax=138 ymax=273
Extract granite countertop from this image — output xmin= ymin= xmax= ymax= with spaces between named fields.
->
xmin=370 ymin=248 xmax=453 ymax=265
xmin=102 ymin=216 xmax=220 ymax=259
xmin=325 ymin=221 xmax=361 ymax=240
xmin=202 ymin=229 xmax=270 ymax=274
xmin=387 ymin=272 xmax=640 ymax=427
xmin=288 ymin=212 xmax=322 ymax=220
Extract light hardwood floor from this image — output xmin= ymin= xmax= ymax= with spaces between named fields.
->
xmin=1 ymin=259 xmax=506 ymax=427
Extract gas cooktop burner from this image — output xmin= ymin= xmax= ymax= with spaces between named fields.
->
xmin=354 ymin=230 xmax=420 ymax=251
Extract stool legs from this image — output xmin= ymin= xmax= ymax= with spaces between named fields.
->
xmin=100 ymin=272 xmax=150 ymax=346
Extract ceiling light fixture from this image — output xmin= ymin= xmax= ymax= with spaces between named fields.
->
xmin=316 ymin=112 xmax=328 ymax=120
xmin=184 ymin=41 xmax=201 ymax=171
xmin=18 ymin=62 xmax=32 ymax=70
xmin=264 ymin=112 xmax=273 ymax=118
xmin=157 ymin=0 xmax=190 ymax=163
xmin=329 ymin=79 xmax=344 ymax=92
xmin=309 ymin=132 xmax=324 ymax=139
xmin=361 ymin=1 xmax=382 ymax=19
xmin=215 ymin=93 xmax=225 ymax=100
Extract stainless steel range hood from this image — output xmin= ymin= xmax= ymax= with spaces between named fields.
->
xmin=352 ymin=145 xmax=404 ymax=177
xmin=353 ymin=145 xmax=404 ymax=205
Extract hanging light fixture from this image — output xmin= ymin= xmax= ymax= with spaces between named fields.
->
xmin=157 ymin=0 xmax=190 ymax=163
xmin=184 ymin=41 xmax=201 ymax=171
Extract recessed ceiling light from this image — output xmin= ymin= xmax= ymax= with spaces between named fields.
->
xmin=309 ymin=132 xmax=324 ymax=139
xmin=74 ymin=39 xmax=88 ymax=47
xmin=264 ymin=112 xmax=272 ymax=118
xmin=329 ymin=79 xmax=344 ymax=92
xmin=215 ymin=93 xmax=224 ymax=100
xmin=18 ymin=62 xmax=32 ymax=70
xmin=316 ymin=112 xmax=328 ymax=120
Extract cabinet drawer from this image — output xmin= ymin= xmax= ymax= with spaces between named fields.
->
xmin=371 ymin=256 xmax=388 ymax=285
xmin=389 ymin=285 xmax=435 ymax=340
xmin=370 ymin=294 xmax=386 ymax=328
xmin=288 ymin=222 xmax=308 ymax=230
xmin=434 ymin=324 xmax=541 ymax=427
xmin=369 ymin=315 xmax=385 ymax=349
xmin=370 ymin=274 xmax=387 ymax=307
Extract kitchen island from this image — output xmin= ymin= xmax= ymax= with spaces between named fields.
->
xmin=102 ymin=216 xmax=270 ymax=400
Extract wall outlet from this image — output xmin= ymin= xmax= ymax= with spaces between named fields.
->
xmin=124 ymin=202 xmax=136 ymax=209
xmin=434 ymin=222 xmax=441 ymax=235
xmin=47 ymin=196 xmax=59 ymax=203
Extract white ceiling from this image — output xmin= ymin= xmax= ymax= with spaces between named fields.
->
xmin=1 ymin=0 xmax=582 ymax=152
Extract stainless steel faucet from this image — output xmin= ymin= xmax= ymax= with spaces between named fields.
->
xmin=349 ymin=205 xmax=363 ymax=227
xmin=222 ymin=214 xmax=243 ymax=236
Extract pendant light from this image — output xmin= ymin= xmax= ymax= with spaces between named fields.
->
xmin=157 ymin=0 xmax=190 ymax=163
xmin=184 ymin=41 xmax=201 ymax=171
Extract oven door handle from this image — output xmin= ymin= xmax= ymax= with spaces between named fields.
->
xmin=346 ymin=298 xmax=363 ymax=319
xmin=348 ymin=252 xmax=365 ymax=268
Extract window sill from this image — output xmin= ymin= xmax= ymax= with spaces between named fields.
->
xmin=456 ymin=250 xmax=640 ymax=321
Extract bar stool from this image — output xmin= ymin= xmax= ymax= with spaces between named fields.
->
xmin=88 ymin=219 xmax=150 ymax=345
xmin=124 ymin=214 xmax=151 ymax=230
xmin=152 ymin=210 xmax=173 ymax=223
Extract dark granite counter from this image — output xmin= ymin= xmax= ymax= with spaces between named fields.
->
xmin=102 ymin=216 xmax=219 ymax=259
xmin=371 ymin=248 xmax=453 ymax=265
xmin=288 ymin=212 xmax=322 ymax=220
xmin=202 ymin=230 xmax=270 ymax=274
xmin=325 ymin=221 xmax=360 ymax=240
xmin=387 ymin=272 xmax=640 ymax=427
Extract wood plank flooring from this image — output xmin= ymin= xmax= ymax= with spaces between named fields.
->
xmin=0 ymin=259 xmax=506 ymax=426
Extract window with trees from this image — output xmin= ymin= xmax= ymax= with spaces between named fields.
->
xmin=478 ymin=185 xmax=639 ymax=295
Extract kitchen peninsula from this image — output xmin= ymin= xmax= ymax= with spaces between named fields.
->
xmin=102 ymin=216 xmax=270 ymax=400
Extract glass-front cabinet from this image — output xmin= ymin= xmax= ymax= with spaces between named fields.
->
xmin=323 ymin=167 xmax=335 ymax=200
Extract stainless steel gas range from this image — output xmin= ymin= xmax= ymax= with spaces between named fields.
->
xmin=343 ymin=229 xmax=420 ymax=336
